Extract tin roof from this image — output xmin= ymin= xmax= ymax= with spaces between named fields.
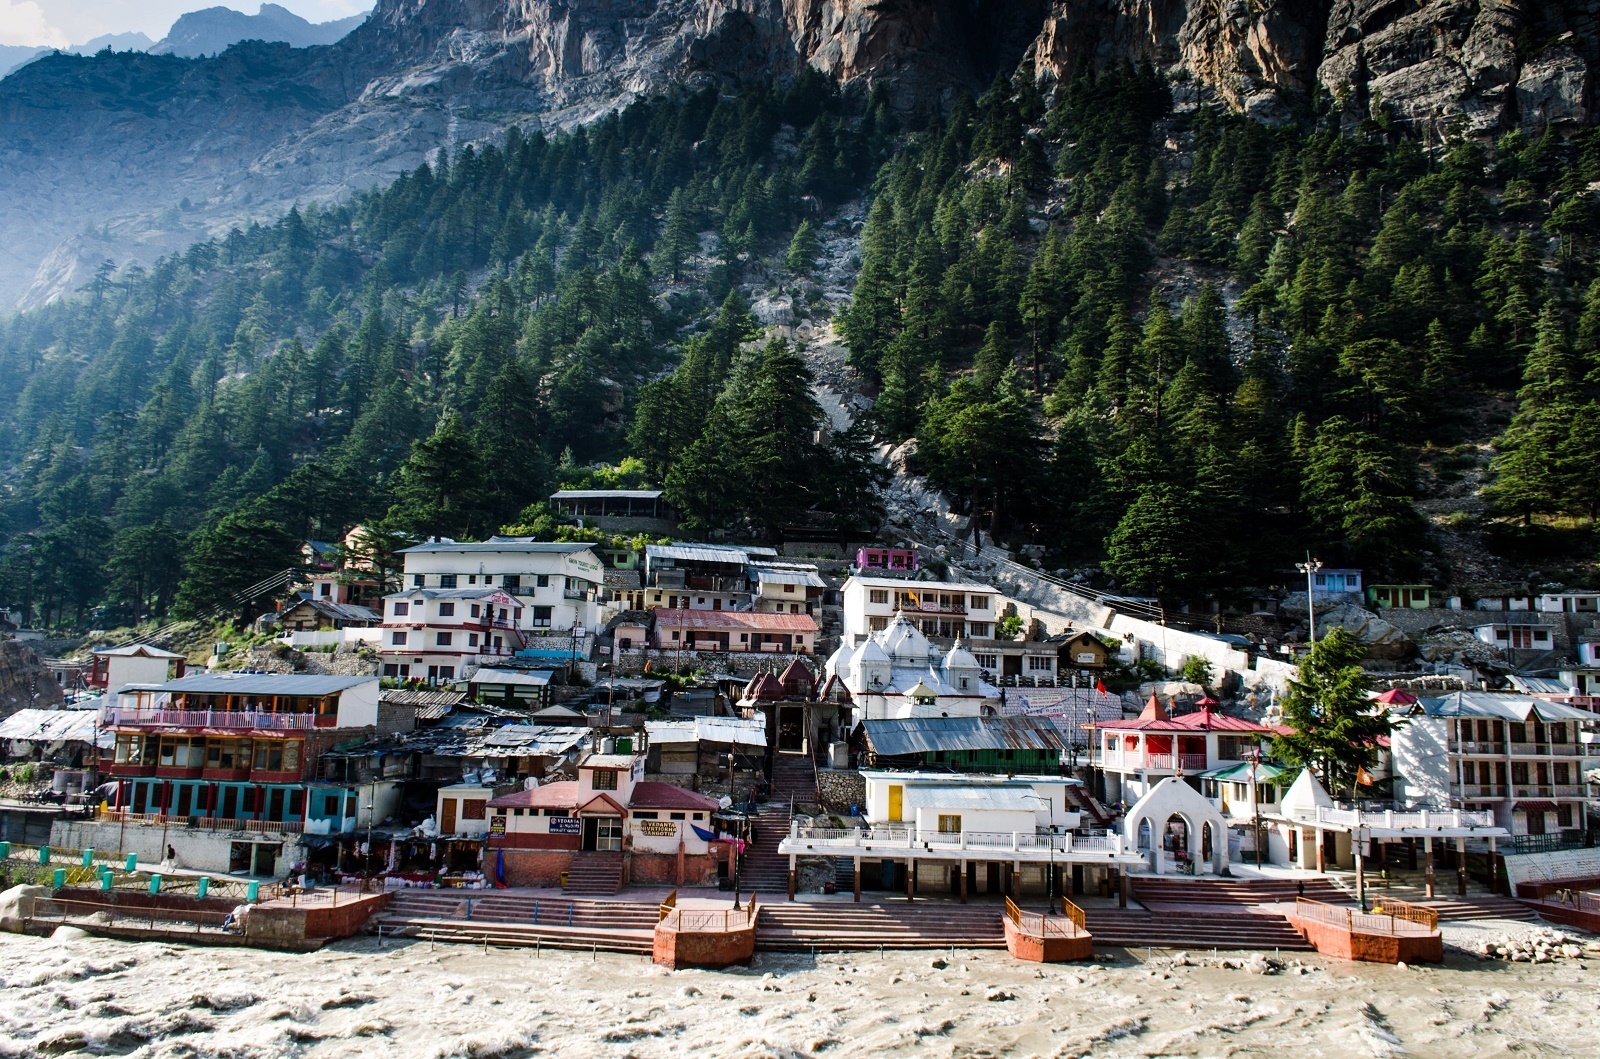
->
xmin=0 ymin=708 xmax=107 ymax=747
xmin=156 ymin=673 xmax=377 ymax=696
xmin=550 ymin=489 xmax=664 ymax=500
xmin=628 ymin=782 xmax=721 ymax=810
xmin=646 ymin=716 xmax=767 ymax=748
xmin=750 ymin=566 xmax=827 ymax=588
xmin=654 ymin=609 xmax=818 ymax=632
xmin=1097 ymin=703 xmax=1272 ymax=733
xmin=489 ymin=780 xmax=579 ymax=809
xmin=646 ymin=543 xmax=777 ymax=564
xmin=469 ymin=668 xmax=554 ymax=687
xmin=1414 ymin=691 xmax=1596 ymax=722
xmin=92 ymin=644 xmax=186 ymax=659
xmin=858 ymin=716 xmax=1070 ymax=757
xmin=398 ymin=538 xmax=596 ymax=555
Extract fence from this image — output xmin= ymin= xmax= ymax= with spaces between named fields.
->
xmin=1293 ymin=898 xmax=1437 ymax=936
xmin=659 ymin=895 xmax=758 ymax=933
xmin=1004 ymin=897 xmax=1085 ymax=938
xmin=658 ymin=888 xmax=677 ymax=922
xmin=25 ymin=897 xmax=233 ymax=934
xmin=96 ymin=809 xmax=305 ymax=835
xmin=1371 ymin=896 xmax=1440 ymax=931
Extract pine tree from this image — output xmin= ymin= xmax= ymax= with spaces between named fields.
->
xmin=1486 ymin=307 xmax=1580 ymax=524
xmin=1273 ymin=626 xmax=1393 ymax=799
xmin=784 ymin=220 xmax=820 ymax=278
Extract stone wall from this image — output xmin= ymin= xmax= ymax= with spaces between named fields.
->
xmin=498 ymin=849 xmax=575 ymax=887
xmin=51 ymin=818 xmax=303 ymax=876
xmin=0 ymin=641 xmax=63 ymax=718
xmin=816 ymin=769 xmax=865 ymax=813
xmin=631 ymin=851 xmax=718 ymax=887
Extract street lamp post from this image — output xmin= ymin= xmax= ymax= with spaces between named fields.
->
xmin=1247 ymin=749 xmax=1265 ymax=868
xmin=1295 ymin=556 xmax=1324 ymax=646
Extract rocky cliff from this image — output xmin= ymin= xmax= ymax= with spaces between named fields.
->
xmin=0 ymin=641 xmax=64 ymax=719
xmin=1 ymin=0 xmax=1595 ymax=309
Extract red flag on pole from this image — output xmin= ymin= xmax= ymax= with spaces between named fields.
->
xmin=1094 ymin=678 xmax=1108 ymax=695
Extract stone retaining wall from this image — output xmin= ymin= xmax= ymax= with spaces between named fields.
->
xmin=816 ymin=769 xmax=865 ymax=812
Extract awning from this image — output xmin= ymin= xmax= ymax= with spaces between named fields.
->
xmin=1514 ymin=801 xmax=1558 ymax=813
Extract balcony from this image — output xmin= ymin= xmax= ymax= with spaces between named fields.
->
xmin=104 ymin=708 xmax=328 ymax=731
xmin=96 ymin=808 xmax=303 ymax=835
xmin=154 ymin=765 xmax=204 ymax=780
xmin=1143 ymin=753 xmax=1209 ymax=772
xmin=201 ymin=766 xmax=251 ymax=782
xmin=1509 ymin=743 xmax=1549 ymax=756
xmin=103 ymin=761 xmax=156 ymax=778
xmin=1459 ymin=785 xmax=1509 ymax=799
xmin=1454 ymin=741 xmax=1507 ymax=755
xmin=897 ymin=601 xmax=967 ymax=616
xmin=779 ymin=825 xmax=1140 ymax=865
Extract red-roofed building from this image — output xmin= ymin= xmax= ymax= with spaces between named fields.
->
xmin=652 ymin=608 xmax=818 ymax=654
xmin=485 ymin=746 xmax=723 ymax=888
xmin=1091 ymin=698 xmax=1276 ymax=806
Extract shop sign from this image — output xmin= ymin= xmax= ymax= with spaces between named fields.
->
xmin=638 ymin=820 xmax=676 ymax=837
xmin=548 ymin=817 xmax=581 ymax=834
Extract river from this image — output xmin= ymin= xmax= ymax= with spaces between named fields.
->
xmin=0 ymin=926 xmax=1596 ymax=1057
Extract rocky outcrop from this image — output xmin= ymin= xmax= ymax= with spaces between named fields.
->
xmin=1030 ymin=0 xmax=1598 ymax=131
xmin=0 ymin=641 xmax=65 ymax=718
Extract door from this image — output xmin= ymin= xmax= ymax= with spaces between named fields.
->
xmin=582 ymin=817 xmax=599 ymax=851
xmin=252 ymin=842 xmax=281 ymax=875
xmin=267 ymin=788 xmax=286 ymax=823
xmin=986 ymin=862 xmax=1000 ymax=894
xmin=1527 ymin=810 xmax=1546 ymax=835
xmin=778 ymin=706 xmax=806 ymax=752
xmin=176 ymin=785 xmax=192 ymax=817
xmin=221 ymin=787 xmax=238 ymax=820
xmin=596 ymin=817 xmax=623 ymax=852
xmin=1002 ymin=655 xmax=1023 ymax=677
xmin=887 ymin=784 xmax=903 ymax=822
xmin=440 ymin=797 xmax=457 ymax=835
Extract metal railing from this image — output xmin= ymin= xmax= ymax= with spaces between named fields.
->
xmin=1286 ymin=806 xmax=1497 ymax=830
xmin=95 ymin=809 xmax=305 ymax=834
xmin=1293 ymin=898 xmax=1437 ymax=936
xmin=1004 ymin=897 xmax=1085 ymax=938
xmin=104 ymin=708 xmax=326 ymax=730
xmin=786 ymin=825 xmax=1126 ymax=856
xmin=1538 ymin=889 xmax=1600 ymax=915
xmin=1371 ymin=896 xmax=1440 ymax=931
xmin=1454 ymin=742 xmax=1507 ymax=755
xmin=26 ymin=897 xmax=233 ymax=934
xmin=1144 ymin=753 xmax=1209 ymax=772
xmin=658 ymin=895 xmax=757 ymax=932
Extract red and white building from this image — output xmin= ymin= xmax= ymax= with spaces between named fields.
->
xmin=652 ymin=608 xmax=818 ymax=655
xmin=1092 ymin=695 xmax=1276 ymax=807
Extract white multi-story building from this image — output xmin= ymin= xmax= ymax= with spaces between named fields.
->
xmin=841 ymin=576 xmax=999 ymax=644
xmin=398 ymin=539 xmax=607 ymax=626
xmin=1388 ymin=691 xmax=1596 ymax=839
xmin=380 ymin=539 xmax=609 ymax=681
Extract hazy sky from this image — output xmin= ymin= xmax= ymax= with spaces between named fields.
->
xmin=0 ymin=1 xmax=369 ymax=47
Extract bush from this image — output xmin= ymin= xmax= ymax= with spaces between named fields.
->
xmin=1180 ymin=656 xmax=1214 ymax=688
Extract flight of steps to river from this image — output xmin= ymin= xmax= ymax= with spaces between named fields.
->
xmin=369 ymin=891 xmax=658 ymax=954
xmin=755 ymin=902 xmax=1004 ymax=952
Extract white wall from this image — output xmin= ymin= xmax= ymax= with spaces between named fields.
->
xmin=1389 ymin=717 xmax=1453 ymax=808
xmin=334 ymin=680 xmax=382 ymax=728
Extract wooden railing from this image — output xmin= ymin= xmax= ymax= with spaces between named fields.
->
xmin=1059 ymin=896 xmax=1086 ymax=932
xmin=1372 ymin=896 xmax=1440 ymax=931
xmin=1293 ymin=898 xmax=1437 ymax=936
xmin=658 ymin=888 xmax=677 ymax=922
xmin=96 ymin=809 xmax=304 ymax=834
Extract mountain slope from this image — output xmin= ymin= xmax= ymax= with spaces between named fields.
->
xmin=152 ymin=4 xmax=368 ymax=57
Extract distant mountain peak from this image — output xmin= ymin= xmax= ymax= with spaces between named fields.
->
xmin=150 ymin=2 xmax=369 ymax=58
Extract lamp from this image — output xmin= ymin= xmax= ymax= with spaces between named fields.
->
xmin=1295 ymin=556 xmax=1324 ymax=645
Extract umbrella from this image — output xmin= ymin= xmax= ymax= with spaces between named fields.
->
xmin=1375 ymin=688 xmax=1417 ymax=705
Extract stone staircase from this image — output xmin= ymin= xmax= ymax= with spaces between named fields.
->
xmin=1084 ymin=908 xmax=1315 ymax=951
xmin=563 ymin=852 xmax=623 ymax=896
xmin=771 ymin=751 xmax=819 ymax=804
xmin=1130 ymin=876 xmax=1347 ymax=908
xmin=1063 ymin=784 xmax=1115 ymax=827
xmin=739 ymin=803 xmax=794 ymax=895
xmin=369 ymin=891 xmax=658 ymax=954
xmin=756 ymin=902 xmax=1005 ymax=951
xmin=1417 ymin=896 xmax=1543 ymax=923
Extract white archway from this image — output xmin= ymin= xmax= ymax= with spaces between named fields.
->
xmin=1123 ymin=777 xmax=1228 ymax=875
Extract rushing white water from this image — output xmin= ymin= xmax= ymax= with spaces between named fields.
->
xmin=1 ymin=928 xmax=1597 ymax=1057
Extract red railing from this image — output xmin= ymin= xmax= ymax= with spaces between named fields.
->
xmin=96 ymin=809 xmax=304 ymax=835
xmin=104 ymin=708 xmax=326 ymax=730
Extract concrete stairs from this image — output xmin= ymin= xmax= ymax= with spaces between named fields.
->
xmin=369 ymin=891 xmax=658 ymax=954
xmin=1130 ymin=876 xmax=1348 ymax=907
xmin=770 ymin=752 xmax=819 ymax=805
xmin=1063 ymin=784 xmax=1115 ymax=827
xmin=739 ymin=802 xmax=794 ymax=894
xmin=1418 ymin=896 xmax=1543 ymax=923
xmin=563 ymin=852 xmax=623 ymax=896
xmin=1084 ymin=909 xmax=1315 ymax=951
xmin=756 ymin=902 xmax=1005 ymax=951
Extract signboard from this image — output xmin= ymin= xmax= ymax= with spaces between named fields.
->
xmin=489 ymin=815 xmax=506 ymax=835
xmin=548 ymin=817 xmax=581 ymax=834
xmin=638 ymin=821 xmax=677 ymax=837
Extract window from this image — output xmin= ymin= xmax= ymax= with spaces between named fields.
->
xmin=391 ymin=631 xmax=408 ymax=646
xmin=467 ymin=633 xmax=479 ymax=647
xmin=439 ymin=602 xmax=455 ymax=617
xmin=974 ymin=654 xmax=997 ymax=669
xmin=937 ymin=814 xmax=962 ymax=833
xmin=869 ymin=589 xmax=889 ymax=605
xmin=740 ymin=633 xmax=749 ymax=642
xmin=544 ymin=809 xmax=569 ymax=817
xmin=968 ymin=595 xmax=990 ymax=610
xmin=159 ymin=735 xmax=203 ymax=768
xmin=692 ymin=813 xmax=704 ymax=821
xmin=204 ymin=738 xmax=249 ymax=770
xmin=592 ymin=769 xmax=618 ymax=791
xmin=439 ymin=574 xmax=457 ymax=588
xmin=536 ymin=574 xmax=550 ymax=588
xmin=412 ymin=574 xmax=424 ymax=587
xmin=470 ymin=604 xmax=481 ymax=618
xmin=868 ymin=616 xmax=888 ymax=632
xmin=1027 ymin=656 xmax=1053 ymax=671
xmin=783 ymin=584 xmax=796 ymax=594
xmin=670 ymin=812 xmax=686 ymax=821
xmin=696 ymin=597 xmax=705 ymax=605
xmin=467 ymin=575 xmax=476 ymax=585
xmin=968 ymin=623 xmax=991 ymax=638
xmin=670 ymin=631 xmax=680 ymax=641
xmin=1558 ymin=804 xmax=1574 ymax=827
xmin=252 ymin=741 xmax=285 ymax=772
xmin=393 ymin=601 xmax=409 ymax=616
xmin=324 ymin=794 xmax=341 ymax=815
xmin=438 ymin=666 xmax=455 ymax=679
xmin=504 ymin=575 xmax=521 ymax=591
xmin=633 ymin=811 xmax=658 ymax=820
xmin=319 ymin=583 xmax=331 ymax=597
xmin=437 ymin=631 xmax=453 ymax=646
xmin=533 ymin=606 xmax=552 ymax=627
xmin=462 ymin=800 xmax=486 ymax=820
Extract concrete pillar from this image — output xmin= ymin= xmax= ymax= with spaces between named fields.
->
xmin=1456 ymin=837 xmax=1467 ymax=896
xmin=853 ymin=857 xmax=861 ymax=902
xmin=1486 ymin=837 xmax=1498 ymax=895
xmin=787 ymin=854 xmax=796 ymax=901
xmin=905 ymin=858 xmax=914 ymax=901
xmin=1423 ymin=837 xmax=1435 ymax=898
xmin=959 ymin=860 xmax=968 ymax=904
xmin=1118 ymin=867 xmax=1128 ymax=908
xmin=1012 ymin=860 xmax=1021 ymax=901
xmin=1315 ymin=827 xmax=1325 ymax=873
xmin=1354 ymin=842 xmax=1365 ymax=909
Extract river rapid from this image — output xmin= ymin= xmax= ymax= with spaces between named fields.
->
xmin=1 ymin=928 xmax=1596 ymax=1057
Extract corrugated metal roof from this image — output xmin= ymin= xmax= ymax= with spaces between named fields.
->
xmin=647 ymin=543 xmax=769 ymax=564
xmin=860 ymin=717 xmax=1068 ymax=757
xmin=398 ymin=539 xmax=595 ymax=554
xmin=550 ymin=489 xmax=664 ymax=500
xmin=469 ymin=668 xmax=554 ymax=687
xmin=901 ymin=787 xmax=1044 ymax=812
xmin=1506 ymin=675 xmax=1574 ymax=696
xmin=750 ymin=567 xmax=827 ymax=588
xmin=92 ymin=644 xmax=185 ymax=659
xmin=0 ymin=708 xmax=106 ymax=746
xmin=646 ymin=716 xmax=767 ymax=747
xmin=157 ymin=674 xmax=377 ymax=696
xmin=475 ymin=725 xmax=587 ymax=754
xmin=1417 ymin=691 xmax=1596 ymax=722
xmin=655 ymin=609 xmax=818 ymax=631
